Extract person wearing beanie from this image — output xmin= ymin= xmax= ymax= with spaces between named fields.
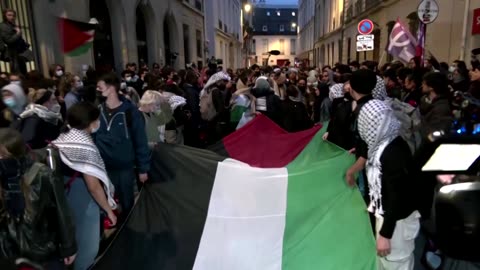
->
xmin=1 ymin=83 xmax=26 ymax=117
xmin=345 ymin=69 xmax=378 ymax=200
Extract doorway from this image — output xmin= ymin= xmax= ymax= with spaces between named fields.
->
xmin=136 ymin=7 xmax=148 ymax=65
xmin=90 ymin=0 xmax=114 ymax=74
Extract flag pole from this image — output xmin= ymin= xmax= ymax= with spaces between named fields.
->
xmin=379 ymin=51 xmax=386 ymax=65
xmin=422 ymin=23 xmax=427 ymax=67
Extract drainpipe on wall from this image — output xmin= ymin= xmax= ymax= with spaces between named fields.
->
xmin=340 ymin=0 xmax=346 ymax=64
xmin=460 ymin=0 xmax=471 ymax=61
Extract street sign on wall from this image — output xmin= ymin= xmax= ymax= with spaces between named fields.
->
xmin=417 ymin=0 xmax=439 ymax=24
xmin=357 ymin=19 xmax=374 ymax=35
xmin=356 ymin=35 xmax=374 ymax=52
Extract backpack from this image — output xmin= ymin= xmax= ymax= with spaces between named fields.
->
xmin=385 ymin=98 xmax=422 ymax=154
xmin=200 ymin=88 xmax=217 ymax=121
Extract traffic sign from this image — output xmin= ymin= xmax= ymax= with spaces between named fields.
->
xmin=358 ymin=19 xmax=374 ymax=35
xmin=357 ymin=34 xmax=374 ymax=41
xmin=357 ymin=34 xmax=374 ymax=51
xmin=417 ymin=0 xmax=439 ymax=24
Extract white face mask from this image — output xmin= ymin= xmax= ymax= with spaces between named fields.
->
xmin=76 ymin=81 xmax=84 ymax=89
xmin=125 ymin=76 xmax=132 ymax=82
xmin=448 ymin=66 xmax=456 ymax=73
xmin=120 ymin=82 xmax=127 ymax=90
xmin=56 ymin=70 xmax=64 ymax=77
xmin=11 ymin=80 xmax=21 ymax=86
xmin=50 ymin=103 xmax=61 ymax=113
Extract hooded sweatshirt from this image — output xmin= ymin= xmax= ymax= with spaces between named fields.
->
xmin=2 ymin=83 xmax=26 ymax=116
xmin=251 ymin=77 xmax=282 ymax=126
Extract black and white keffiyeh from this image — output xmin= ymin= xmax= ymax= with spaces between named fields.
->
xmin=329 ymin=83 xmax=344 ymax=101
xmin=358 ymin=99 xmax=401 ymax=216
xmin=20 ymin=104 xmax=62 ymax=125
xmin=373 ymin=75 xmax=388 ymax=100
xmin=52 ymin=128 xmax=117 ymax=209
xmin=160 ymin=92 xmax=187 ymax=111
xmin=200 ymin=71 xmax=231 ymax=96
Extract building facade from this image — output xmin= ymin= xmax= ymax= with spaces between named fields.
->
xmin=250 ymin=5 xmax=298 ymax=66
xmin=204 ymin=0 xmax=243 ymax=69
xmin=297 ymin=0 xmax=315 ymax=65
xmin=311 ymin=0 xmax=480 ymax=67
xmin=0 ymin=0 xmax=207 ymax=75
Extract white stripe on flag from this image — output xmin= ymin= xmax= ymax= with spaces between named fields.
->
xmin=193 ymin=159 xmax=288 ymax=270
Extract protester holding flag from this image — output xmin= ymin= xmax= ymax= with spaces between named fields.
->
xmin=357 ymin=99 xmax=420 ymax=269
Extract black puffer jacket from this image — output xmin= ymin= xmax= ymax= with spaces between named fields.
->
xmin=0 ymin=158 xmax=77 ymax=262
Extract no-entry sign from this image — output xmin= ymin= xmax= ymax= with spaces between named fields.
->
xmin=358 ymin=19 xmax=374 ymax=35
xmin=473 ymin=8 xmax=480 ymax=35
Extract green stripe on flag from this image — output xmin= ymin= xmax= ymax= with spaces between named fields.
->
xmin=283 ymin=125 xmax=377 ymax=269
xmin=66 ymin=41 xmax=92 ymax=57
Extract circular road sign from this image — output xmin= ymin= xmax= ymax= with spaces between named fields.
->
xmin=417 ymin=0 xmax=439 ymax=24
xmin=358 ymin=19 xmax=374 ymax=35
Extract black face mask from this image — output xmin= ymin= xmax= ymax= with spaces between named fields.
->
xmin=344 ymin=92 xmax=353 ymax=101
xmin=298 ymin=86 xmax=306 ymax=93
xmin=216 ymin=82 xmax=227 ymax=91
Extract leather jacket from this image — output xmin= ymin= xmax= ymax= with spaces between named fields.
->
xmin=0 ymin=158 xmax=77 ymax=262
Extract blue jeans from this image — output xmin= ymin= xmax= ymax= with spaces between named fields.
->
xmin=107 ymin=169 xmax=135 ymax=218
xmin=64 ymin=176 xmax=100 ymax=270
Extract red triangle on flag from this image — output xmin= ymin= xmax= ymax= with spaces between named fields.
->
xmin=58 ymin=17 xmax=94 ymax=54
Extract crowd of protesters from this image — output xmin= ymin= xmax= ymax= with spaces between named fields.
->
xmin=0 ymin=51 xmax=479 ymax=270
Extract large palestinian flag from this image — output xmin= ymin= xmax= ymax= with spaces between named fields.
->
xmin=93 ymin=115 xmax=377 ymax=270
xmin=58 ymin=17 xmax=95 ymax=56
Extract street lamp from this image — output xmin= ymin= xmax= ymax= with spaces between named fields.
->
xmin=244 ymin=3 xmax=251 ymax=13
xmin=291 ymin=22 xmax=297 ymax=28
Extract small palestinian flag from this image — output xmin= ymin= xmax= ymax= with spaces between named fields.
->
xmin=58 ymin=17 xmax=95 ymax=57
xmin=93 ymin=115 xmax=377 ymax=270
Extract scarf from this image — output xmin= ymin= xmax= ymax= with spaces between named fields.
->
xmin=200 ymin=71 xmax=231 ymax=97
xmin=160 ymin=92 xmax=187 ymax=111
xmin=357 ymin=100 xmax=401 ymax=216
xmin=329 ymin=83 xmax=344 ymax=101
xmin=0 ymin=158 xmax=28 ymax=219
xmin=52 ymin=129 xmax=116 ymax=209
xmin=20 ymin=104 xmax=62 ymax=125
xmin=288 ymin=96 xmax=302 ymax=103
xmin=373 ymin=76 xmax=388 ymax=100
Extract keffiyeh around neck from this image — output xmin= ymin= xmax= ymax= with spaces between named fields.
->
xmin=202 ymin=71 xmax=231 ymax=92
xmin=329 ymin=83 xmax=344 ymax=101
xmin=357 ymin=100 xmax=401 ymax=216
xmin=53 ymin=128 xmax=117 ymax=209
xmin=20 ymin=104 xmax=62 ymax=125
xmin=373 ymin=76 xmax=388 ymax=100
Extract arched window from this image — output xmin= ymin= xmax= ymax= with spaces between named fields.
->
xmin=90 ymin=0 xmax=114 ymax=74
